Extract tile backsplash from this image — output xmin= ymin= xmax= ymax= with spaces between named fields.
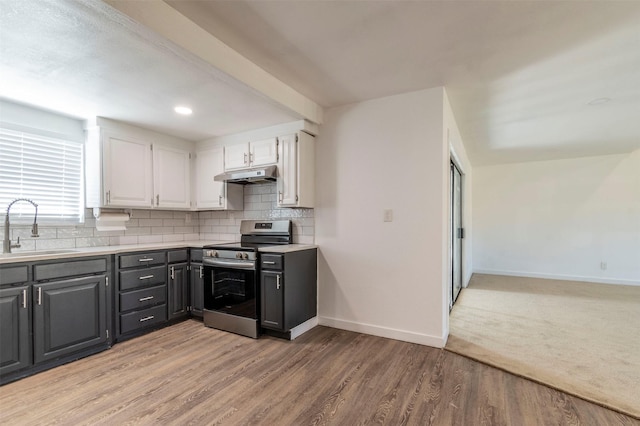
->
xmin=199 ymin=183 xmax=314 ymax=244
xmin=1 ymin=183 xmax=313 ymax=252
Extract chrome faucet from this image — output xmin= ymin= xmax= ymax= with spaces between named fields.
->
xmin=3 ymin=198 xmax=39 ymax=254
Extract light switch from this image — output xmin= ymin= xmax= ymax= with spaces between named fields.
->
xmin=383 ymin=209 xmax=393 ymax=222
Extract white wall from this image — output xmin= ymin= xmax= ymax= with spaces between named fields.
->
xmin=316 ymin=87 xmax=453 ymax=347
xmin=473 ymin=150 xmax=640 ymax=286
xmin=0 ymin=98 xmax=84 ymax=142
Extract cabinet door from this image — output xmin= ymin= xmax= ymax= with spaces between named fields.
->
xmin=224 ymin=143 xmax=249 ymax=171
xmin=261 ymin=271 xmax=283 ymax=330
xmin=103 ymin=132 xmax=153 ymax=207
xmin=0 ymin=286 xmax=31 ymax=376
xmin=250 ymin=137 xmax=278 ymax=167
xmin=277 ymin=134 xmax=298 ymax=207
xmin=196 ymin=147 xmax=225 ymax=209
xmin=33 ymin=275 xmax=107 ymax=364
xmin=189 ymin=263 xmax=204 ymax=317
xmin=153 ymin=145 xmax=191 ymax=209
xmin=168 ymin=263 xmax=189 ymax=321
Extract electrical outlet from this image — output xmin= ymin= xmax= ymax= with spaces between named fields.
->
xmin=383 ymin=209 xmax=393 ymax=222
xmin=600 ymin=261 xmax=607 ymax=270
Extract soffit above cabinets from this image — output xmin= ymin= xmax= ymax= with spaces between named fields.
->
xmin=0 ymin=0 xmax=315 ymax=142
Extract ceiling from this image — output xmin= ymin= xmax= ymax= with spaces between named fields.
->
xmin=1 ymin=1 xmax=639 ymax=165
xmin=0 ymin=0 xmax=302 ymax=141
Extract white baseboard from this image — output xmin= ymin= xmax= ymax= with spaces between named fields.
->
xmin=318 ymin=316 xmax=446 ymax=348
xmin=289 ymin=316 xmax=319 ymax=340
xmin=473 ymin=269 xmax=640 ymax=287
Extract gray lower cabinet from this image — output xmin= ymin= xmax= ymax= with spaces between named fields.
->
xmin=33 ymin=275 xmax=108 ymax=364
xmin=261 ymin=271 xmax=284 ymax=329
xmin=189 ymin=262 xmax=204 ymax=317
xmin=168 ymin=249 xmax=189 ymax=321
xmin=0 ymin=286 xmax=31 ymax=376
xmin=168 ymin=262 xmax=188 ymax=321
xmin=116 ymin=251 xmax=167 ymax=340
xmin=189 ymin=249 xmax=204 ymax=318
xmin=260 ymin=249 xmax=317 ymax=333
xmin=0 ymin=256 xmax=111 ymax=384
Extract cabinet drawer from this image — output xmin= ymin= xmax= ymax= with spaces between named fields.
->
xmin=34 ymin=258 xmax=107 ymax=281
xmin=119 ymin=251 xmax=165 ymax=269
xmin=260 ymin=254 xmax=283 ymax=270
xmin=119 ymin=265 xmax=166 ymax=291
xmin=168 ymin=249 xmax=188 ymax=264
xmin=190 ymin=249 xmax=203 ymax=263
xmin=0 ymin=264 xmax=29 ymax=285
xmin=120 ymin=304 xmax=167 ymax=334
xmin=120 ymin=285 xmax=166 ymax=312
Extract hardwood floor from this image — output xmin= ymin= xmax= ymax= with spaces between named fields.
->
xmin=0 ymin=320 xmax=636 ymax=425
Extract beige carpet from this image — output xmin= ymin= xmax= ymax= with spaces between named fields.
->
xmin=446 ymin=274 xmax=640 ymax=419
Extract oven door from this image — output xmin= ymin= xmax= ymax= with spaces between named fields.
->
xmin=203 ymin=259 xmax=257 ymax=319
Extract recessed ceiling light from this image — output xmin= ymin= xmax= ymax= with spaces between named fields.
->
xmin=174 ymin=105 xmax=193 ymax=115
xmin=587 ymin=97 xmax=611 ymax=106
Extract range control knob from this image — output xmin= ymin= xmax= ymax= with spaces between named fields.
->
xmin=207 ymin=250 xmax=218 ymax=257
xmin=236 ymin=252 xmax=243 ymax=259
xmin=242 ymin=252 xmax=249 ymax=260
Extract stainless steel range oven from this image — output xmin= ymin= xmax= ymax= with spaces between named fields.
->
xmin=202 ymin=220 xmax=292 ymax=338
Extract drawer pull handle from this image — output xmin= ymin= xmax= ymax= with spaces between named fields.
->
xmin=138 ymin=258 xmax=154 ymax=262
xmin=138 ymin=275 xmax=154 ymax=280
xmin=139 ymin=316 xmax=155 ymax=322
xmin=263 ymin=261 xmax=276 ymax=265
xmin=276 ymin=274 xmax=281 ymax=290
xmin=139 ymin=296 xmax=154 ymax=302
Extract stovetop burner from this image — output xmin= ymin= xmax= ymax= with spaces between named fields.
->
xmin=204 ymin=220 xmax=292 ymax=253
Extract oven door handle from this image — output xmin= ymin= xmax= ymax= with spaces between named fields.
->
xmin=203 ymin=259 xmax=255 ymax=269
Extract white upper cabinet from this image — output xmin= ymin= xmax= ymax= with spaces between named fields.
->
xmin=224 ymin=137 xmax=278 ymax=171
xmin=277 ymin=132 xmax=315 ymax=208
xmin=250 ymin=137 xmax=278 ymax=167
xmin=98 ymin=131 xmax=153 ymax=208
xmin=153 ymin=145 xmax=191 ymax=209
xmin=224 ymin=143 xmax=250 ymax=171
xmin=195 ymin=147 xmax=243 ymax=210
xmin=85 ymin=120 xmax=193 ymax=210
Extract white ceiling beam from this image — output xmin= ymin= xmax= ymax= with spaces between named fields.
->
xmin=104 ymin=0 xmax=323 ymax=125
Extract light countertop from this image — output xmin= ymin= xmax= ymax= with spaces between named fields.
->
xmin=258 ymin=244 xmax=317 ymax=253
xmin=0 ymin=240 xmax=230 ymax=264
xmin=0 ymin=241 xmax=318 ymax=264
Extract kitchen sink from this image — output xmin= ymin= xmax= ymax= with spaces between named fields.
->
xmin=0 ymin=249 xmax=79 ymax=258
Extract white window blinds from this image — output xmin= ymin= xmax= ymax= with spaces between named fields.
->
xmin=0 ymin=127 xmax=84 ymax=223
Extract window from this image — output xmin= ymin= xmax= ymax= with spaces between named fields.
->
xmin=0 ymin=126 xmax=84 ymax=223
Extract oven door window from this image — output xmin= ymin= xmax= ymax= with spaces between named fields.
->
xmin=204 ymin=266 xmax=257 ymax=319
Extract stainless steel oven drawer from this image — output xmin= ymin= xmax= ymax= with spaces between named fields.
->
xmin=119 ymin=265 xmax=166 ymax=291
xmin=119 ymin=251 xmax=166 ymax=269
xmin=120 ymin=304 xmax=167 ymax=334
xmin=119 ymin=285 xmax=166 ymax=312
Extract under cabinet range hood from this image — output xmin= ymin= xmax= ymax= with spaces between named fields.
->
xmin=214 ymin=165 xmax=277 ymax=184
